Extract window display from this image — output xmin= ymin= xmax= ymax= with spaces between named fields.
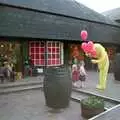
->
xmin=29 ymin=41 xmax=63 ymax=66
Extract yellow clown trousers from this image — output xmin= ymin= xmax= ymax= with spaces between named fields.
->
xmin=91 ymin=44 xmax=109 ymax=90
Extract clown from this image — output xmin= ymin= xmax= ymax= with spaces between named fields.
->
xmin=80 ymin=30 xmax=109 ymax=90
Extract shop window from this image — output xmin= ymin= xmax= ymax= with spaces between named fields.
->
xmin=29 ymin=41 xmax=45 ymax=66
xmin=46 ymin=41 xmax=61 ymax=66
xmin=29 ymin=41 xmax=63 ymax=66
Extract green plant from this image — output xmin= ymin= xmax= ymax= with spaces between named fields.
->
xmin=81 ymin=96 xmax=104 ymax=109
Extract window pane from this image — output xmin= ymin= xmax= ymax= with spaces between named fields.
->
xmin=41 ymin=54 xmax=45 ymax=59
xmin=52 ymin=54 xmax=55 ymax=59
xmin=39 ymin=54 xmax=41 ymax=59
xmin=39 ymin=48 xmax=45 ymax=53
xmin=36 ymin=54 xmax=39 ymax=59
xmin=56 ymin=42 xmax=59 ymax=47
xmin=30 ymin=42 xmax=35 ymax=47
xmin=48 ymin=43 xmax=51 ymax=47
xmin=52 ymin=60 xmax=55 ymax=64
xmin=48 ymin=48 xmax=51 ymax=52
xmin=52 ymin=48 xmax=55 ymax=52
xmin=34 ymin=54 xmax=36 ymax=59
xmin=56 ymin=54 xmax=60 ymax=59
xmin=56 ymin=48 xmax=59 ymax=53
xmin=52 ymin=42 xmax=55 ymax=47
xmin=36 ymin=60 xmax=39 ymax=65
xmin=35 ymin=48 xmax=39 ymax=53
xmin=48 ymin=54 xmax=51 ymax=59
xmin=35 ymin=42 xmax=39 ymax=47
xmin=40 ymin=42 xmax=45 ymax=47
xmin=30 ymin=48 xmax=34 ymax=53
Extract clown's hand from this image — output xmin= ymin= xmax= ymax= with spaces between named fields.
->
xmin=91 ymin=59 xmax=97 ymax=64
xmin=85 ymin=53 xmax=89 ymax=57
xmin=86 ymin=53 xmax=92 ymax=58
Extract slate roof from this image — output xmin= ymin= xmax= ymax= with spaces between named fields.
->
xmin=103 ymin=8 xmax=120 ymax=22
xmin=0 ymin=0 xmax=120 ymax=44
xmin=0 ymin=0 xmax=119 ymax=26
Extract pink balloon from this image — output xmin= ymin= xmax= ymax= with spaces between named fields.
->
xmin=80 ymin=30 xmax=88 ymax=41
xmin=91 ymin=50 xmax=97 ymax=57
xmin=87 ymin=41 xmax=94 ymax=50
xmin=86 ymin=45 xmax=90 ymax=52
xmin=81 ymin=43 xmax=86 ymax=49
xmin=81 ymin=41 xmax=95 ymax=56
xmin=81 ymin=43 xmax=87 ymax=52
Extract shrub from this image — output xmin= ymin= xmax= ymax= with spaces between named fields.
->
xmin=81 ymin=96 xmax=104 ymax=109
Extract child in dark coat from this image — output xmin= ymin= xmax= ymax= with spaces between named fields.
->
xmin=78 ymin=61 xmax=87 ymax=88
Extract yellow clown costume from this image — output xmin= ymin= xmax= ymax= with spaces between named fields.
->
xmin=91 ymin=43 xmax=109 ymax=90
xmin=80 ymin=30 xmax=109 ymax=90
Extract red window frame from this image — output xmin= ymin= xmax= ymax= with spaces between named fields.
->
xmin=29 ymin=41 xmax=45 ymax=66
xmin=29 ymin=41 xmax=62 ymax=66
xmin=47 ymin=41 xmax=61 ymax=66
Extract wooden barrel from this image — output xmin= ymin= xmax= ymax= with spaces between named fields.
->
xmin=43 ymin=66 xmax=72 ymax=108
xmin=113 ymin=53 xmax=120 ymax=81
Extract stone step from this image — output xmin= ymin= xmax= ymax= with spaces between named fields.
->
xmin=0 ymin=80 xmax=43 ymax=89
xmin=0 ymin=84 xmax=43 ymax=94
xmin=72 ymin=88 xmax=120 ymax=104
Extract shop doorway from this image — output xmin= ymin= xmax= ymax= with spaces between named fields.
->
xmin=68 ymin=43 xmax=97 ymax=71
xmin=0 ymin=41 xmax=22 ymax=72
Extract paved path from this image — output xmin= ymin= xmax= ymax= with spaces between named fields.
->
xmin=89 ymin=104 xmax=120 ymax=120
xmin=0 ymin=90 xmax=84 ymax=120
xmin=0 ymin=71 xmax=120 ymax=120
xmin=81 ymin=71 xmax=120 ymax=101
xmin=1 ymin=71 xmax=120 ymax=101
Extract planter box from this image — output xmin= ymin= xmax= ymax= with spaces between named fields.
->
xmin=81 ymin=96 xmax=105 ymax=119
xmin=81 ymin=103 xmax=104 ymax=119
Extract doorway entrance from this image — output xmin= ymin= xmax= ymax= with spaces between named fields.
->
xmin=0 ymin=41 xmax=22 ymax=72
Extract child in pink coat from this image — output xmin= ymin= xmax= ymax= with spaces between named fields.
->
xmin=72 ymin=64 xmax=79 ymax=87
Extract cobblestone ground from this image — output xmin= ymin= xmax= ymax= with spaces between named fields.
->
xmin=0 ymin=90 xmax=84 ymax=120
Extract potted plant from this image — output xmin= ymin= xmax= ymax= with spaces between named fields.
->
xmin=81 ymin=96 xmax=104 ymax=119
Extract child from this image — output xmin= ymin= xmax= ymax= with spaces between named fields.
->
xmin=79 ymin=61 xmax=87 ymax=88
xmin=72 ymin=64 xmax=79 ymax=87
